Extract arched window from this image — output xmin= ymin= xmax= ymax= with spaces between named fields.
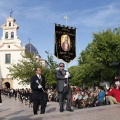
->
xmin=11 ymin=32 xmax=14 ymax=39
xmin=9 ymin=22 xmax=11 ymax=26
xmin=4 ymin=82 xmax=10 ymax=89
xmin=5 ymin=32 xmax=8 ymax=39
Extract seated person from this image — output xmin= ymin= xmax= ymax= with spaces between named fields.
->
xmin=106 ymin=84 xmax=120 ymax=105
xmin=91 ymin=91 xmax=98 ymax=107
xmin=85 ymin=92 xmax=94 ymax=108
xmin=97 ymin=86 xmax=105 ymax=106
xmin=72 ymin=92 xmax=77 ymax=107
xmin=80 ymin=92 xmax=88 ymax=108
xmin=75 ymin=91 xmax=83 ymax=108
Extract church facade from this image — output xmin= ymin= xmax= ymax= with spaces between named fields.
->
xmin=0 ymin=16 xmax=47 ymax=89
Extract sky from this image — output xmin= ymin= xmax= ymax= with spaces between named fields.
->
xmin=0 ymin=0 xmax=120 ymax=68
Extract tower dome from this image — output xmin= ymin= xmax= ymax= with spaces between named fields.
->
xmin=25 ymin=43 xmax=39 ymax=55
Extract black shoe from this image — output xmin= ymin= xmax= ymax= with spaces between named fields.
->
xmin=66 ymin=109 xmax=74 ymax=112
xmin=60 ymin=109 xmax=63 ymax=112
xmin=40 ymin=112 xmax=45 ymax=114
xmin=60 ymin=108 xmax=64 ymax=112
xmin=34 ymin=113 xmax=38 ymax=115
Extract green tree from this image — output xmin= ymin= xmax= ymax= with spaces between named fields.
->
xmin=68 ymin=66 xmax=82 ymax=86
xmin=8 ymin=52 xmax=41 ymax=85
xmin=44 ymin=52 xmax=58 ymax=87
xmin=77 ymin=27 xmax=120 ymax=86
xmin=8 ymin=51 xmax=59 ymax=87
xmin=91 ymin=29 xmax=120 ymax=64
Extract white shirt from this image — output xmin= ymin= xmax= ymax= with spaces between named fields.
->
xmin=37 ymin=74 xmax=41 ymax=79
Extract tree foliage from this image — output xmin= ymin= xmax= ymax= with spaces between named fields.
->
xmin=8 ymin=52 xmax=59 ymax=87
xmin=8 ymin=52 xmax=41 ymax=85
xmin=72 ymin=27 xmax=120 ymax=86
xmin=43 ymin=53 xmax=58 ymax=87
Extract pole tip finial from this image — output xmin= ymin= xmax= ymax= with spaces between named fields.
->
xmin=10 ymin=9 xmax=13 ymax=17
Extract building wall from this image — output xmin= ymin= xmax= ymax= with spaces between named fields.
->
xmin=0 ymin=16 xmax=48 ymax=89
xmin=0 ymin=16 xmax=30 ymax=89
xmin=0 ymin=50 xmax=23 ymax=78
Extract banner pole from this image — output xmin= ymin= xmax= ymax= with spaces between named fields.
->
xmin=64 ymin=15 xmax=69 ymax=71
xmin=64 ymin=16 xmax=69 ymax=92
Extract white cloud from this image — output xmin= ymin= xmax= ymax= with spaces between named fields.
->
xmin=69 ymin=2 xmax=120 ymax=28
xmin=0 ymin=1 xmax=120 ymax=27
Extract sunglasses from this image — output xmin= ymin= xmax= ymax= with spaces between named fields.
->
xmin=60 ymin=66 xmax=65 ymax=67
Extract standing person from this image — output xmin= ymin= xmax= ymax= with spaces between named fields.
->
xmin=55 ymin=62 xmax=74 ymax=112
xmin=24 ymin=89 xmax=29 ymax=105
xmin=0 ymin=89 xmax=2 ymax=105
xmin=29 ymin=89 xmax=33 ymax=107
xmin=30 ymin=67 xmax=46 ymax=115
xmin=14 ymin=89 xmax=18 ymax=100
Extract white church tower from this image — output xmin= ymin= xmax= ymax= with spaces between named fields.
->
xmin=0 ymin=16 xmax=26 ymax=89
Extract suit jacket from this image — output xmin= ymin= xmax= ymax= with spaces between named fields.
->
xmin=55 ymin=70 xmax=72 ymax=92
xmin=30 ymin=75 xmax=45 ymax=94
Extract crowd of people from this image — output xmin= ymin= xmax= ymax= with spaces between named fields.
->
xmin=72 ymin=84 xmax=120 ymax=109
xmin=1 ymin=88 xmax=33 ymax=106
xmin=1 ymin=83 xmax=120 ymax=109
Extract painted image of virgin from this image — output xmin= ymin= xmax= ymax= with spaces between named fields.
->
xmin=61 ymin=34 xmax=71 ymax=51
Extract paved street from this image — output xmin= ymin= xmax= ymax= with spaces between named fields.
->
xmin=0 ymin=95 xmax=120 ymax=120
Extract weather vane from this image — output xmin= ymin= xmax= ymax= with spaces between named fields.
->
xmin=10 ymin=9 xmax=13 ymax=17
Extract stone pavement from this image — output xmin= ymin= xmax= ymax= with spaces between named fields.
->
xmin=0 ymin=95 xmax=120 ymax=120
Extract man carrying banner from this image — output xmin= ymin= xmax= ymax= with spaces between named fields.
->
xmin=55 ymin=62 xmax=74 ymax=112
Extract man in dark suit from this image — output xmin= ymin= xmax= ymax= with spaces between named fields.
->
xmin=55 ymin=62 xmax=74 ymax=112
xmin=30 ymin=67 xmax=46 ymax=115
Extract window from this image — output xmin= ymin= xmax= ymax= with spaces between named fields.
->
xmin=5 ymin=32 xmax=8 ymax=39
xmin=5 ymin=54 xmax=11 ymax=64
xmin=8 ymin=45 xmax=10 ymax=48
xmin=11 ymin=32 xmax=14 ymax=39
xmin=9 ymin=22 xmax=11 ymax=26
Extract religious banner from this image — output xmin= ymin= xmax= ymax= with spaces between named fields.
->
xmin=54 ymin=24 xmax=76 ymax=63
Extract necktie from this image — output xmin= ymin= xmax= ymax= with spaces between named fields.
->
xmin=38 ymin=75 xmax=41 ymax=84
xmin=62 ymin=70 xmax=65 ymax=75
xmin=38 ymin=75 xmax=41 ymax=79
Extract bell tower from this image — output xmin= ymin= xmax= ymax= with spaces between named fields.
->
xmin=0 ymin=16 xmax=24 ymax=89
xmin=0 ymin=16 xmax=22 ymax=48
xmin=1 ymin=16 xmax=19 ymax=41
